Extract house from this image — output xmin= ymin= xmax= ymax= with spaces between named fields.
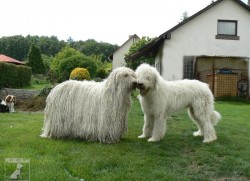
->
xmin=109 ymin=34 xmax=140 ymax=69
xmin=0 ymin=54 xmax=25 ymax=65
xmin=127 ymin=0 xmax=250 ymax=97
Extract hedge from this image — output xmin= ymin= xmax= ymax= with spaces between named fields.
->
xmin=0 ymin=62 xmax=32 ymax=89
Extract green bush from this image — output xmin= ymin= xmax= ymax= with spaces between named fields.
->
xmin=70 ymin=67 xmax=90 ymax=80
xmin=58 ymin=54 xmax=97 ymax=82
xmin=96 ymin=67 xmax=107 ymax=79
xmin=0 ymin=62 xmax=31 ymax=89
xmin=38 ymin=85 xmax=54 ymax=97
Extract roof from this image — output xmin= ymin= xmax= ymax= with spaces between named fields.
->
xmin=0 ymin=54 xmax=25 ymax=65
xmin=126 ymin=0 xmax=250 ymax=61
xmin=108 ymin=34 xmax=140 ymax=61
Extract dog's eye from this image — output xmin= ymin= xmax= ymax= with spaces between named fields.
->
xmin=124 ymin=74 xmax=129 ymax=77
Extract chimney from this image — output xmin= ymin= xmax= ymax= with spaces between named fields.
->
xmin=248 ymin=0 xmax=250 ymax=6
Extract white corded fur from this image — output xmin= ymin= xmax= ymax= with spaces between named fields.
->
xmin=136 ymin=64 xmax=221 ymax=143
xmin=41 ymin=67 xmax=137 ymax=143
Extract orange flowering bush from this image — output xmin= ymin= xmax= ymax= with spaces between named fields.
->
xmin=70 ymin=67 xmax=91 ymax=81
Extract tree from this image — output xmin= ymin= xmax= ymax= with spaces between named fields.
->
xmin=179 ymin=11 xmax=189 ymax=23
xmin=70 ymin=39 xmax=118 ymax=62
xmin=58 ymin=54 xmax=97 ymax=82
xmin=27 ymin=45 xmax=45 ymax=74
xmin=125 ymin=37 xmax=155 ymax=70
xmin=50 ymin=46 xmax=82 ymax=71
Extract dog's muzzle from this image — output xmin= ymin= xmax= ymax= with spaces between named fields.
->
xmin=136 ymin=83 xmax=147 ymax=96
xmin=132 ymin=82 xmax=138 ymax=89
xmin=136 ymin=83 xmax=144 ymax=89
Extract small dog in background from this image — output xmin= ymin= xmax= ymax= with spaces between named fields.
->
xmin=0 ymin=99 xmax=9 ymax=113
xmin=5 ymin=95 xmax=16 ymax=113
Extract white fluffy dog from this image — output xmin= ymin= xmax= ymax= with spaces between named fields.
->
xmin=136 ymin=64 xmax=221 ymax=143
xmin=41 ymin=67 xmax=137 ymax=143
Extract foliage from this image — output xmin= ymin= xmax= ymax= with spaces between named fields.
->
xmin=0 ymin=62 xmax=31 ymax=88
xmin=70 ymin=67 xmax=91 ymax=81
xmin=38 ymin=85 xmax=54 ymax=97
xmin=0 ymin=35 xmax=30 ymax=61
xmin=27 ymin=45 xmax=46 ymax=74
xmin=0 ymin=35 xmax=66 ymax=61
xmin=125 ymin=37 xmax=155 ymax=70
xmin=70 ymin=39 xmax=118 ymax=62
xmin=95 ymin=62 xmax=112 ymax=79
xmin=0 ymin=35 xmax=117 ymax=64
xmin=42 ymin=54 xmax=54 ymax=74
xmin=58 ymin=54 xmax=97 ymax=82
xmin=49 ymin=46 xmax=82 ymax=82
xmin=0 ymin=101 xmax=250 ymax=180
xmin=179 ymin=11 xmax=189 ymax=23
xmin=96 ymin=68 xmax=107 ymax=79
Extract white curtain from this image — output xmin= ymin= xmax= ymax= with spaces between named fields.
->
xmin=218 ymin=21 xmax=236 ymax=35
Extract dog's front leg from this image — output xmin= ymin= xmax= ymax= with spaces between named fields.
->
xmin=138 ymin=114 xmax=154 ymax=139
xmin=148 ymin=115 xmax=166 ymax=142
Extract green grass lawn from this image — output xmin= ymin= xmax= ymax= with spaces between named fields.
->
xmin=0 ymin=100 xmax=250 ymax=181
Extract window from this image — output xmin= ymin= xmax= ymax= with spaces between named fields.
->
xmin=216 ymin=20 xmax=239 ymax=40
xmin=183 ymin=56 xmax=194 ymax=79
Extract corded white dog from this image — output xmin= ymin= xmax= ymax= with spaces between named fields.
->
xmin=136 ymin=64 xmax=221 ymax=143
xmin=41 ymin=67 xmax=137 ymax=143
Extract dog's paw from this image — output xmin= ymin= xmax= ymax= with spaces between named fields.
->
xmin=193 ymin=130 xmax=203 ymax=137
xmin=147 ymin=137 xmax=160 ymax=142
xmin=203 ymin=135 xmax=217 ymax=143
xmin=138 ymin=134 xmax=146 ymax=138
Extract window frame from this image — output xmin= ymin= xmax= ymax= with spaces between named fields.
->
xmin=216 ymin=19 xmax=239 ymax=40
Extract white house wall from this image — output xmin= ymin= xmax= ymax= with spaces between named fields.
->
xmin=112 ymin=38 xmax=138 ymax=69
xmin=158 ymin=0 xmax=250 ymax=80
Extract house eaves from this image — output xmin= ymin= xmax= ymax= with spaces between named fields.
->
xmin=126 ymin=0 xmax=250 ymax=61
xmin=108 ymin=34 xmax=140 ymax=61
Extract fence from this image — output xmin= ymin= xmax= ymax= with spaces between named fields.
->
xmin=196 ymin=68 xmax=249 ymax=98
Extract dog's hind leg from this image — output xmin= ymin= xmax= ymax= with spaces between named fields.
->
xmin=148 ymin=114 xmax=166 ymax=142
xmin=138 ymin=114 xmax=154 ymax=138
xmin=192 ymin=108 xmax=217 ymax=143
xmin=188 ymin=107 xmax=204 ymax=137
xmin=202 ymin=120 xmax=217 ymax=143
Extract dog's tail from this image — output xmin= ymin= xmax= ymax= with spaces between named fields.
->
xmin=210 ymin=111 xmax=221 ymax=126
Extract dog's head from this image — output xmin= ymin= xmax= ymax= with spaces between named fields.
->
xmin=107 ymin=67 xmax=137 ymax=91
xmin=16 ymin=163 xmax=23 ymax=169
xmin=135 ymin=64 xmax=159 ymax=96
xmin=5 ymin=95 xmax=16 ymax=104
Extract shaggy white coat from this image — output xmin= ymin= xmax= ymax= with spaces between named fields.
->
xmin=41 ymin=67 xmax=137 ymax=143
xmin=136 ymin=64 xmax=221 ymax=143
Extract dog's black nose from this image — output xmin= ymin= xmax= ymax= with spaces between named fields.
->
xmin=137 ymin=83 xmax=144 ymax=89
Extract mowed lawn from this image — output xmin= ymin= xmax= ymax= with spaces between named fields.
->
xmin=0 ymin=100 xmax=249 ymax=181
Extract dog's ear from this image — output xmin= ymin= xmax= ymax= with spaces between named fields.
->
xmin=5 ymin=95 xmax=10 ymax=102
xmin=148 ymin=73 xmax=158 ymax=89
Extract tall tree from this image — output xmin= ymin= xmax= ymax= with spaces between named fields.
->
xmin=179 ymin=11 xmax=189 ymax=23
xmin=27 ymin=45 xmax=45 ymax=74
